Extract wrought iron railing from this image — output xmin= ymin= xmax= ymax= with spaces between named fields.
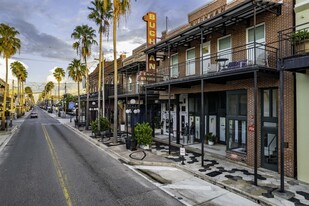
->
xmin=155 ymin=43 xmax=278 ymax=83
xmin=278 ymin=22 xmax=309 ymax=58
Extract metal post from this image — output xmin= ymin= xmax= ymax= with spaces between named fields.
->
xmin=279 ymin=57 xmax=285 ymax=193
xmin=254 ymin=70 xmax=258 ymax=186
xmin=145 ymin=88 xmax=148 ymax=121
xmin=168 ymin=84 xmax=171 ymax=155
xmin=201 ymin=79 xmax=205 ymax=167
xmin=253 ymin=3 xmax=258 ymax=186
xmin=201 ymin=30 xmax=205 ymax=166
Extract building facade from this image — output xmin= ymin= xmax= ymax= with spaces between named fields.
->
xmin=143 ymin=0 xmax=296 ymax=177
xmin=279 ymin=0 xmax=309 ymax=183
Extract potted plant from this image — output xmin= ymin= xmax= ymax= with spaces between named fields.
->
xmin=206 ymin=132 xmax=216 ymax=146
xmin=91 ymin=117 xmax=110 ymax=137
xmin=134 ymin=122 xmax=153 ymax=150
xmin=291 ymin=29 xmax=309 ymax=54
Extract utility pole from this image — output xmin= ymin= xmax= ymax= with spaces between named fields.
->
xmin=64 ymin=82 xmax=67 ymax=116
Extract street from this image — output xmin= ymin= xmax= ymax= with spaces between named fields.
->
xmin=0 ymin=107 xmax=182 ymax=206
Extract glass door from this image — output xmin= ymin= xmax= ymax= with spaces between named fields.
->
xmin=247 ymin=24 xmax=266 ymax=66
xmin=201 ymin=42 xmax=210 ymax=74
xmin=261 ymin=88 xmax=278 ymax=171
xmin=171 ymin=53 xmax=179 ymax=78
xmin=186 ymin=48 xmax=195 ymax=76
xmin=261 ymin=127 xmax=278 ymax=171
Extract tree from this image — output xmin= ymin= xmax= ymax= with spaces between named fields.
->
xmin=10 ymin=61 xmax=23 ymax=112
xmin=0 ymin=23 xmax=21 ymax=129
xmin=71 ymin=25 xmax=98 ymax=129
xmin=104 ymin=0 xmax=132 ymax=143
xmin=67 ymin=59 xmax=86 ymax=122
xmin=53 ymin=67 xmax=65 ymax=104
xmin=88 ymin=0 xmax=112 ymax=132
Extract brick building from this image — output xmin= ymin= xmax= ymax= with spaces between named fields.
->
xmin=142 ymin=0 xmax=295 ymax=177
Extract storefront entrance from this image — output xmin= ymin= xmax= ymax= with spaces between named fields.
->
xmin=261 ymin=88 xmax=278 ymax=171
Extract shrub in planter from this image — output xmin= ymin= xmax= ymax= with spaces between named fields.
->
xmin=91 ymin=117 xmax=110 ymax=135
xmin=206 ymin=132 xmax=216 ymax=145
xmin=134 ymin=122 xmax=153 ymax=147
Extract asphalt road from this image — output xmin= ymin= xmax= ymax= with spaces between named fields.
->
xmin=0 ymin=107 xmax=182 ymax=206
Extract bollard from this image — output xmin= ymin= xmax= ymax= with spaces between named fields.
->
xmin=180 ymin=145 xmax=186 ymax=165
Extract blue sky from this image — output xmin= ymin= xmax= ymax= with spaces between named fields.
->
xmin=0 ymin=0 xmax=208 ymax=93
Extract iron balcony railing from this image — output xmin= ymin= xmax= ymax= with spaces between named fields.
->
xmin=278 ymin=21 xmax=309 ymax=59
xmin=117 ymin=82 xmax=145 ymax=95
xmin=156 ymin=43 xmax=278 ymax=82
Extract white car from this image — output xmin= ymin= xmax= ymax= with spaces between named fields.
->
xmin=30 ymin=112 xmax=38 ymax=118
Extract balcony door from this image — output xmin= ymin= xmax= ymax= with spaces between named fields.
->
xmin=186 ymin=47 xmax=195 ymax=76
xmin=247 ymin=24 xmax=266 ymax=65
xmin=218 ymin=35 xmax=231 ymax=64
xmin=201 ymin=41 xmax=210 ymax=74
xmin=171 ymin=53 xmax=179 ymax=78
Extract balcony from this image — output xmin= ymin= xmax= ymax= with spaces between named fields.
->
xmin=156 ymin=43 xmax=277 ymax=83
xmin=118 ymin=82 xmax=145 ymax=95
xmin=279 ymin=22 xmax=309 ymax=72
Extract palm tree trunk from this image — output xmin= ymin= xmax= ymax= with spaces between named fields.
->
xmin=1 ymin=57 xmax=9 ymax=129
xmin=85 ymin=57 xmax=90 ymax=129
xmin=97 ymin=22 xmax=103 ymax=132
xmin=113 ymin=14 xmax=118 ymax=143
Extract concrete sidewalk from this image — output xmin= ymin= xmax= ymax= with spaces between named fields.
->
xmin=49 ymin=112 xmax=309 ymax=206
xmin=0 ymin=111 xmax=30 ymax=152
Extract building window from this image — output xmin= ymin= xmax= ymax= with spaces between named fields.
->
xmin=227 ymin=90 xmax=247 ymax=153
xmin=128 ymin=76 xmax=132 ymax=92
xmin=218 ymin=35 xmax=231 ymax=63
xmin=247 ymin=23 xmax=266 ymax=65
xmin=171 ymin=53 xmax=179 ymax=78
xmin=186 ymin=47 xmax=195 ymax=76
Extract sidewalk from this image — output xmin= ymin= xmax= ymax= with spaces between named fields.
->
xmin=50 ymin=112 xmax=309 ymax=206
xmin=0 ymin=111 xmax=31 ymax=151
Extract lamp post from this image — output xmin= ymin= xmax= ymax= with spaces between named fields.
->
xmin=92 ymin=101 xmax=97 ymax=126
xmin=125 ymin=99 xmax=140 ymax=150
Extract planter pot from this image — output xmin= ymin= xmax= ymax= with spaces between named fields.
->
xmin=208 ymin=140 xmax=214 ymax=146
xmin=295 ymin=39 xmax=309 ymax=54
xmin=140 ymin=144 xmax=150 ymax=150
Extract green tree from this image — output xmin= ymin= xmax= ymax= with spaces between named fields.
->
xmin=53 ymin=67 xmax=65 ymax=103
xmin=10 ymin=61 xmax=23 ymax=111
xmin=67 ymin=59 xmax=86 ymax=122
xmin=88 ymin=0 xmax=112 ymax=130
xmin=0 ymin=23 xmax=21 ymax=129
xmin=104 ymin=0 xmax=132 ymax=143
xmin=71 ymin=24 xmax=97 ymax=129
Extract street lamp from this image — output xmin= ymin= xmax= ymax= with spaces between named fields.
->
xmin=125 ymin=99 xmax=140 ymax=150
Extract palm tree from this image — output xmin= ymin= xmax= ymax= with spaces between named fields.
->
xmin=53 ymin=67 xmax=65 ymax=103
xmin=67 ymin=59 xmax=86 ymax=122
xmin=45 ymin=81 xmax=55 ymax=109
xmin=88 ymin=0 xmax=112 ymax=129
xmin=20 ymin=67 xmax=27 ymax=114
xmin=0 ymin=23 xmax=21 ymax=129
xmin=25 ymin=86 xmax=34 ymax=109
xmin=104 ymin=0 xmax=132 ymax=143
xmin=71 ymin=25 xmax=98 ymax=129
xmin=10 ymin=61 xmax=23 ymax=112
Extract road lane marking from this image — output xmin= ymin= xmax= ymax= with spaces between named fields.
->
xmin=42 ymin=125 xmax=73 ymax=206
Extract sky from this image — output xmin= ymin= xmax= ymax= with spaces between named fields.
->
xmin=0 ymin=0 xmax=208 ymax=95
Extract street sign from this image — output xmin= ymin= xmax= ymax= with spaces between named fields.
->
xmin=180 ymin=147 xmax=186 ymax=156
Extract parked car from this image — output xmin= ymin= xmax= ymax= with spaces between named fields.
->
xmin=30 ymin=112 xmax=38 ymax=118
